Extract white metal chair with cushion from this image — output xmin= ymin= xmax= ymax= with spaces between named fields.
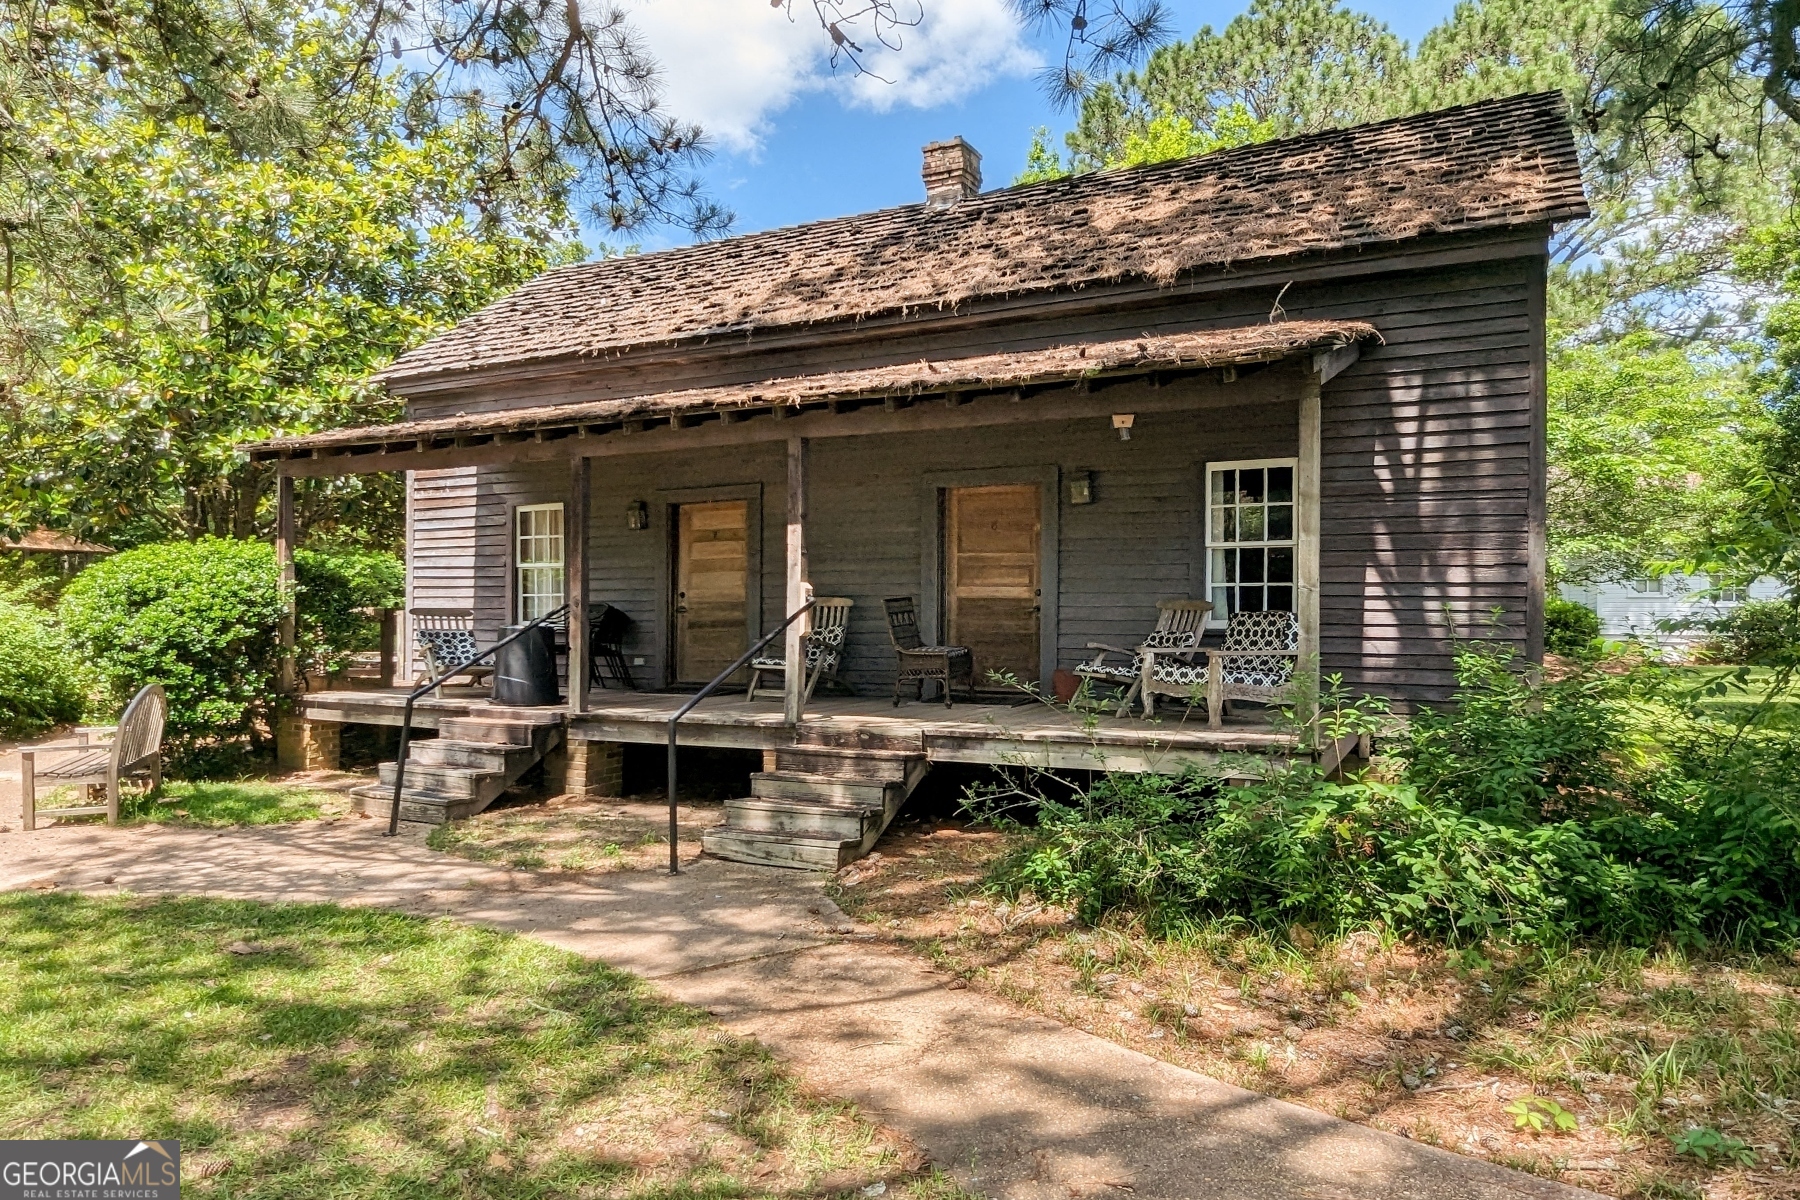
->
xmin=1139 ymin=609 xmax=1301 ymax=727
xmin=20 ymin=684 xmax=166 ymax=829
xmin=1072 ymin=599 xmax=1213 ymax=713
xmin=747 ymin=597 xmax=855 ymax=705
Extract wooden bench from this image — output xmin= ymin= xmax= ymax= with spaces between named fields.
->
xmin=20 ymin=684 xmax=167 ymax=829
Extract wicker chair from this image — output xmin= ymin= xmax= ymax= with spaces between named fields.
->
xmin=1071 ymin=599 xmax=1213 ymax=713
xmin=20 ymin=684 xmax=166 ymax=829
xmin=1140 ymin=609 xmax=1300 ymax=726
xmin=410 ymin=608 xmax=493 ymax=687
xmin=883 ymin=596 xmax=973 ymax=708
xmin=746 ymin=597 xmax=854 ymax=704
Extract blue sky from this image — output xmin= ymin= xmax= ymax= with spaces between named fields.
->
xmin=624 ymin=0 xmax=1462 ymax=251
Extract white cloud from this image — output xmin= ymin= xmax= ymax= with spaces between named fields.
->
xmin=620 ymin=0 xmax=1037 ymax=153
xmin=836 ymin=1 xmax=1040 ymax=112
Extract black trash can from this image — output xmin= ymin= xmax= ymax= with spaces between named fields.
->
xmin=492 ymin=623 xmax=561 ymax=706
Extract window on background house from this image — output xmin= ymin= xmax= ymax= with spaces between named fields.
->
xmin=1206 ymin=460 xmax=1296 ymax=625
xmin=515 ymin=503 xmax=565 ymax=621
xmin=1629 ymin=577 xmax=1663 ymax=594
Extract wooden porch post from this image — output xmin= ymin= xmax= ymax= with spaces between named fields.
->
xmin=568 ymin=456 xmax=591 ymax=714
xmin=276 ymin=472 xmax=297 ymax=695
xmin=784 ymin=437 xmax=811 ymax=725
xmin=1296 ymin=373 xmax=1322 ymax=693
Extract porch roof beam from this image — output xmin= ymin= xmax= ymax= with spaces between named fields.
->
xmin=268 ymin=363 xmax=1306 ymax=478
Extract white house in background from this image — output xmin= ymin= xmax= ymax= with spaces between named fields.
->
xmin=1558 ymin=575 xmax=1788 ymax=651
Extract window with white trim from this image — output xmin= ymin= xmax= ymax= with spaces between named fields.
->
xmin=515 ymin=503 xmax=565 ymax=622
xmin=1206 ymin=459 xmax=1296 ymax=624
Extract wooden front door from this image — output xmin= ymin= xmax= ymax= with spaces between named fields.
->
xmin=674 ymin=500 xmax=749 ymax=684
xmin=945 ymin=484 xmax=1041 ymax=688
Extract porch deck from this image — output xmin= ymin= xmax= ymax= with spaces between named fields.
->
xmin=301 ymin=688 xmax=1301 ymax=775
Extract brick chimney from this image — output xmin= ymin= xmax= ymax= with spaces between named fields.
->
xmin=922 ymin=137 xmax=982 ymax=207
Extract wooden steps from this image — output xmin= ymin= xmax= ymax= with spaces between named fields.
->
xmin=703 ymin=729 xmax=928 ymax=870
xmin=354 ymin=704 xmax=565 ymax=826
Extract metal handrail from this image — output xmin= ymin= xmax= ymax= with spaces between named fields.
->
xmin=384 ymin=604 xmax=570 ymax=837
xmin=665 ymin=598 xmax=817 ymax=874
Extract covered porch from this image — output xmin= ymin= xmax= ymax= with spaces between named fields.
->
xmin=250 ymin=319 xmax=1369 ymax=861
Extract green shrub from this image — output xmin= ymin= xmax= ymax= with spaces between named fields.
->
xmin=0 ymin=593 xmax=88 ymax=737
xmin=1545 ymin=597 xmax=1602 ymax=658
xmin=58 ymin=539 xmax=287 ymax=749
xmin=57 ymin=539 xmax=404 ymax=753
xmin=971 ymin=644 xmax=1800 ymax=947
xmin=1693 ymin=598 xmax=1800 ymax=665
xmin=294 ymin=548 xmax=404 ymax=674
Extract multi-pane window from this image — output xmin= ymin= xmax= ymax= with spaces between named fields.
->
xmin=515 ymin=504 xmax=565 ymax=622
xmin=1206 ymin=460 xmax=1296 ymax=623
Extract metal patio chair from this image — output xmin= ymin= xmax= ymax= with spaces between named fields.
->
xmin=586 ymin=602 xmax=638 ymax=690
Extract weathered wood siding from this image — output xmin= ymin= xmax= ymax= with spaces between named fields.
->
xmin=1308 ymin=256 xmax=1542 ymax=702
xmin=401 ymin=233 xmax=1548 ymax=706
xmin=403 ymin=466 xmax=478 ymax=679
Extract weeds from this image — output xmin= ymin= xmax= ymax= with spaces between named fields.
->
xmin=968 ymin=643 xmax=1800 ymax=947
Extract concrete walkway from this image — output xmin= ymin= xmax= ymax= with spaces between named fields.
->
xmin=0 ymin=817 xmax=1595 ymax=1200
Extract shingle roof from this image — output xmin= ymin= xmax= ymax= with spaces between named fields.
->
xmin=378 ymin=92 xmax=1586 ymax=388
xmin=251 ymin=320 xmax=1376 ymax=462
xmin=0 ymin=529 xmax=113 ymax=554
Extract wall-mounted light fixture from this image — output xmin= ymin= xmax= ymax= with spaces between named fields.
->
xmin=626 ymin=500 xmax=649 ymax=530
xmin=1112 ymin=413 xmax=1136 ymax=442
xmin=1068 ymin=472 xmax=1094 ymax=505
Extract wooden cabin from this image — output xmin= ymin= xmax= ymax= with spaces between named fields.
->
xmin=249 ymin=93 xmax=1589 ymax=868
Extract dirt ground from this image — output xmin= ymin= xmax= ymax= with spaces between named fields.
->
xmin=427 ymin=793 xmax=727 ymax=873
xmin=829 ymin=815 xmax=1800 ymax=1200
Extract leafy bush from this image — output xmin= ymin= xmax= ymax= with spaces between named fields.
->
xmin=58 ymin=539 xmax=404 ymax=753
xmin=0 ymin=593 xmax=88 ymax=737
xmin=1544 ymin=597 xmax=1602 ymax=658
xmin=59 ymin=539 xmax=287 ymax=749
xmin=972 ymin=644 xmax=1800 ymax=947
xmin=294 ymin=548 xmax=404 ymax=674
xmin=1693 ymin=598 xmax=1800 ymax=665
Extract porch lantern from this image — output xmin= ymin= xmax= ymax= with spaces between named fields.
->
xmin=1112 ymin=413 xmax=1135 ymax=441
xmin=626 ymin=500 xmax=649 ymax=530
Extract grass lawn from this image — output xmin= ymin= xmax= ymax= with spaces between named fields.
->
xmin=428 ymin=797 xmax=725 ymax=874
xmin=1666 ymin=667 xmax=1800 ymax=729
xmin=832 ymin=818 xmax=1800 ymax=1200
xmin=118 ymin=779 xmax=357 ymax=826
xmin=0 ymin=891 xmax=965 ymax=1198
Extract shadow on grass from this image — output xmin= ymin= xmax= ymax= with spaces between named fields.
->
xmin=0 ymin=893 xmax=937 ymax=1198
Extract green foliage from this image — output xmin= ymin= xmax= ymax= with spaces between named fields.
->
xmin=1548 ymin=335 xmax=1771 ymax=582
xmin=0 ymin=592 xmax=88 ymax=737
xmin=1670 ymin=1126 xmax=1756 ymax=1166
xmin=58 ymin=539 xmax=286 ymax=748
xmin=293 ymin=548 xmax=403 ymax=674
xmin=1544 ymin=598 xmax=1602 ymax=658
xmin=1505 ymin=1096 xmax=1579 ymax=1133
xmin=0 ymin=4 xmax=581 ymax=550
xmin=1693 ymin=599 xmax=1800 ymax=665
xmin=973 ymin=642 xmax=1800 ymax=947
xmin=56 ymin=538 xmax=399 ymax=751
